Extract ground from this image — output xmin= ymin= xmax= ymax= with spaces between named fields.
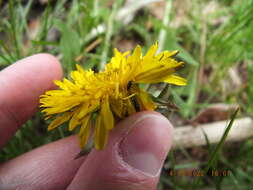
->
xmin=0 ymin=0 xmax=253 ymax=189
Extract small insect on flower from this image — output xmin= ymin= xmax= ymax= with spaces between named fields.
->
xmin=40 ymin=42 xmax=187 ymax=151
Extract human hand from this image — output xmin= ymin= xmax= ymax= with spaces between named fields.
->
xmin=0 ymin=54 xmax=173 ymax=190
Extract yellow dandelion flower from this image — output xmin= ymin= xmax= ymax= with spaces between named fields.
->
xmin=40 ymin=43 xmax=187 ymax=150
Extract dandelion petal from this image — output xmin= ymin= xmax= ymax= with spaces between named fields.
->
xmin=48 ymin=112 xmax=73 ymax=131
xmin=79 ymin=114 xmax=92 ymax=148
xmin=163 ymin=75 xmax=187 ymax=86
xmin=95 ymin=115 xmax=109 ymax=150
xmin=101 ymin=98 xmax=114 ymax=130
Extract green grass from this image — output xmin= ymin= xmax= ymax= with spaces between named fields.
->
xmin=1 ymin=0 xmax=253 ymax=189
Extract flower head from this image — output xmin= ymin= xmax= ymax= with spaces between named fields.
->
xmin=40 ymin=43 xmax=186 ymax=150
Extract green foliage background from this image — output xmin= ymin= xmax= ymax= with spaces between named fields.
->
xmin=0 ymin=0 xmax=253 ymax=189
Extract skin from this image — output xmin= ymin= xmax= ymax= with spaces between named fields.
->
xmin=0 ymin=54 xmax=174 ymax=190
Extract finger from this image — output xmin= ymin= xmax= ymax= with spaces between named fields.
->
xmin=68 ymin=111 xmax=174 ymax=190
xmin=0 ymin=54 xmax=62 ymax=148
xmin=0 ymin=135 xmax=85 ymax=190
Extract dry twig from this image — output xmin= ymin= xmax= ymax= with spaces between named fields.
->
xmin=173 ymin=117 xmax=253 ymax=148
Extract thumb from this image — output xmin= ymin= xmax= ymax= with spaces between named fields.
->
xmin=68 ymin=111 xmax=174 ymax=190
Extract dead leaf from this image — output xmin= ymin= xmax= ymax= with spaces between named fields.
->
xmin=191 ymin=103 xmax=238 ymax=126
xmin=115 ymin=38 xmax=139 ymax=52
xmin=146 ymin=1 xmax=166 ymax=20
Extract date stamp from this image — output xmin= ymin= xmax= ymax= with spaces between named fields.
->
xmin=168 ymin=169 xmax=230 ymax=177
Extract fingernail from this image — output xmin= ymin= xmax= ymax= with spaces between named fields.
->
xmin=119 ymin=114 xmax=173 ymax=176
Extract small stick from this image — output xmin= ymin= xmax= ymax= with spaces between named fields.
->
xmin=173 ymin=117 xmax=253 ymax=149
xmin=75 ymin=38 xmax=102 ymax=62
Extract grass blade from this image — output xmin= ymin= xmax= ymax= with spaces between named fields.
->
xmin=193 ymin=107 xmax=240 ymax=188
